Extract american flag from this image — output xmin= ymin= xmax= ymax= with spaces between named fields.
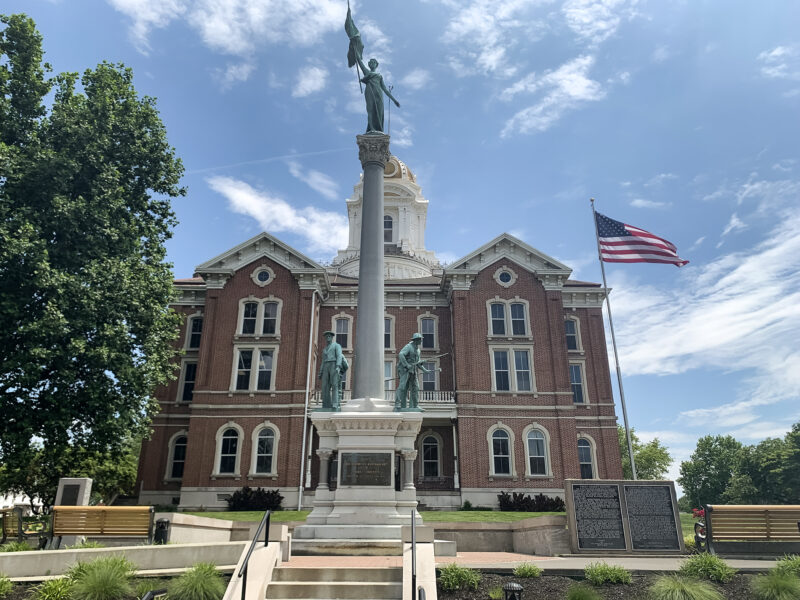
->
xmin=595 ymin=212 xmax=689 ymax=267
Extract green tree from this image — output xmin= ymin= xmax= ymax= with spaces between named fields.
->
xmin=0 ymin=14 xmax=184 ymax=509
xmin=617 ymin=426 xmax=672 ymax=480
xmin=678 ymin=435 xmax=743 ymax=508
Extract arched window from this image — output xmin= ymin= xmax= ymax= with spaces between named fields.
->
xmin=492 ymin=430 xmax=511 ymax=475
xmin=578 ymin=438 xmax=595 ymax=479
xmin=422 ymin=435 xmax=440 ymax=477
xmin=241 ymin=302 xmax=258 ymax=335
xmin=262 ymin=302 xmax=278 ymax=335
xmin=255 ymin=429 xmax=275 ymax=474
xmin=219 ymin=428 xmax=239 ymax=474
xmin=526 ymin=430 xmax=547 ymax=475
xmin=384 ymin=215 xmax=393 ymax=243
xmin=166 ymin=433 xmax=188 ymax=480
xmin=187 ymin=316 xmax=203 ymax=349
xmin=565 ymin=318 xmax=581 ymax=351
xmin=490 ymin=303 xmax=506 ymax=335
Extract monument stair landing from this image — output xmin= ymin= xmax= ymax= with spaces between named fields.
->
xmin=266 ymin=566 xmax=402 ymax=600
xmin=291 ymin=538 xmax=403 ymax=556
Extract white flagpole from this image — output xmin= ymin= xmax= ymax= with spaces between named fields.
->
xmin=590 ymin=198 xmax=638 ymax=480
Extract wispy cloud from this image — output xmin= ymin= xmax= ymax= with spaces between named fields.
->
xmin=208 ymin=176 xmax=347 ymax=254
xmin=630 ymin=198 xmax=669 ymax=209
xmin=106 ymin=0 xmax=187 ymax=54
xmin=562 ymin=0 xmax=639 ymax=45
xmin=772 ymin=159 xmax=796 ymax=173
xmin=388 ymin=114 xmax=414 ymax=148
xmin=721 ymin=212 xmax=746 ymax=237
xmin=292 ymin=65 xmax=329 ymax=98
xmin=758 ymin=44 xmax=800 ymax=80
xmin=688 ymin=236 xmax=705 ymax=251
xmin=213 ymin=61 xmax=255 ymax=90
xmin=287 ymin=161 xmax=339 ymax=201
xmin=500 ymin=55 xmax=605 ymax=135
xmin=651 ymin=45 xmax=670 ymax=63
xmin=644 ymin=172 xmax=677 ymax=187
xmin=401 ymin=69 xmax=432 ymax=91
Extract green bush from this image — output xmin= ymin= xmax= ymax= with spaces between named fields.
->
xmin=438 ymin=563 xmax=481 ymax=591
xmin=513 ymin=563 xmax=543 ymax=578
xmin=31 ymin=577 xmax=74 ymax=600
xmin=70 ymin=556 xmax=136 ymax=600
xmin=678 ymin=553 xmax=737 ymax=583
xmin=749 ymin=570 xmax=800 ymax=600
xmin=566 ymin=583 xmax=603 ymax=600
xmin=584 ymin=562 xmax=632 ymax=586
xmin=488 ymin=584 xmax=504 ymax=600
xmin=649 ymin=575 xmax=723 ymax=600
xmin=497 ymin=491 xmax=566 ymax=512
xmin=68 ymin=540 xmax=105 ymax=549
xmin=227 ymin=486 xmax=283 ymax=511
xmin=65 ymin=560 xmax=90 ymax=581
xmin=683 ymin=536 xmax=698 ymax=554
xmin=775 ymin=555 xmax=800 ymax=578
xmin=0 ymin=574 xmax=12 ymax=599
xmin=167 ymin=563 xmax=225 ymax=600
xmin=0 ymin=540 xmax=34 ymax=552
xmin=460 ymin=500 xmax=473 ymax=511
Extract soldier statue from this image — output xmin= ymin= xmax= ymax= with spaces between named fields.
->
xmin=395 ymin=333 xmax=430 ymax=411
xmin=319 ymin=330 xmax=343 ymax=410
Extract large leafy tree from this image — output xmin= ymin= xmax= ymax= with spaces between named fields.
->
xmin=678 ymin=435 xmax=743 ymax=508
xmin=617 ymin=426 xmax=672 ymax=480
xmin=0 ymin=14 xmax=184 ymax=508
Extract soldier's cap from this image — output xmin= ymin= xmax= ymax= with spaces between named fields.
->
xmin=323 ymin=330 xmax=336 ymax=337
xmin=411 ymin=332 xmax=423 ymax=341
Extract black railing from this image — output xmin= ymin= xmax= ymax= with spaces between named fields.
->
xmin=411 ymin=510 xmax=417 ymax=600
xmin=141 ymin=590 xmax=167 ymax=600
xmin=237 ymin=510 xmax=271 ymax=600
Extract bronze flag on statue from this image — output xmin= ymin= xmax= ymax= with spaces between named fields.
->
xmin=344 ymin=2 xmax=363 ymax=68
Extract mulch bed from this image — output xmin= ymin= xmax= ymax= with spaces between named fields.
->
xmin=438 ymin=572 xmax=758 ymax=600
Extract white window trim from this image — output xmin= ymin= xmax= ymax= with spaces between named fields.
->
xmin=213 ymin=422 xmax=244 ymax=477
xmin=249 ymin=421 xmax=280 ymax=478
xmin=577 ymin=433 xmax=599 ymax=480
xmin=332 ymin=312 xmax=354 ymax=351
xmin=250 ymin=264 xmax=276 ymax=288
xmin=176 ymin=358 xmax=198 ymax=403
xmin=569 ymin=359 xmax=589 ymax=404
xmin=522 ymin=423 xmax=552 ymax=478
xmin=418 ymin=430 xmax=443 ymax=479
xmin=565 ymin=315 xmax=584 ymax=353
xmin=383 ymin=213 xmax=395 ymax=244
xmin=230 ymin=345 xmax=279 ymax=392
xmin=486 ymin=297 xmax=532 ymax=338
xmin=384 ymin=314 xmax=396 ymax=352
xmin=417 ymin=312 xmax=439 ymax=351
xmin=493 ymin=265 xmax=519 ymax=288
xmin=164 ymin=429 xmax=189 ymax=482
xmin=488 ymin=344 xmax=537 ymax=393
xmin=420 ymin=357 xmax=440 ymax=392
xmin=236 ymin=296 xmax=283 ymax=338
xmin=487 ymin=423 xmax=517 ymax=478
xmin=384 ymin=359 xmax=395 ymax=391
xmin=184 ymin=311 xmax=203 ymax=350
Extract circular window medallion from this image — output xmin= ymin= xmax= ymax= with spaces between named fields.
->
xmin=493 ymin=265 xmax=518 ymax=288
xmin=250 ymin=265 xmax=276 ymax=287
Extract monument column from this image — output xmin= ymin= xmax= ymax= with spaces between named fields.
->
xmin=402 ymin=450 xmax=417 ymax=490
xmin=353 ymin=134 xmax=390 ymax=403
xmin=316 ymin=449 xmax=332 ymax=491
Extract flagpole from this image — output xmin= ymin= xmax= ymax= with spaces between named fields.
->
xmin=590 ymin=198 xmax=638 ymax=480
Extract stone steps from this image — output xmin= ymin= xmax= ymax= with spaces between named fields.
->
xmin=266 ymin=566 xmax=402 ymax=600
xmin=292 ymin=539 xmax=404 ymax=556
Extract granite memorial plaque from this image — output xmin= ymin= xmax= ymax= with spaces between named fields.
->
xmin=61 ymin=484 xmax=80 ymax=506
xmin=340 ymin=452 xmax=392 ymax=486
xmin=624 ymin=484 xmax=681 ymax=550
xmin=572 ymin=484 xmax=626 ymax=550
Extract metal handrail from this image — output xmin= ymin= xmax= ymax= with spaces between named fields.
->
xmin=237 ymin=510 xmax=271 ymax=600
xmin=141 ymin=589 xmax=167 ymax=600
xmin=411 ymin=510 xmax=417 ymax=600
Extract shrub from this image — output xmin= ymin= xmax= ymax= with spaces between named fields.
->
xmin=566 ymin=583 xmax=602 ymax=600
xmin=649 ymin=575 xmax=723 ymax=600
xmin=488 ymin=584 xmax=504 ymax=600
xmin=438 ymin=563 xmax=481 ymax=592
xmin=750 ymin=570 xmax=800 ymax=600
xmin=460 ymin=500 xmax=473 ymax=511
xmin=30 ymin=577 xmax=74 ymax=600
xmin=227 ymin=486 xmax=283 ymax=511
xmin=584 ymin=562 xmax=632 ymax=586
xmin=678 ymin=553 xmax=737 ymax=583
xmin=0 ymin=540 xmax=33 ymax=552
xmin=70 ymin=556 xmax=136 ymax=600
xmin=134 ymin=578 xmax=169 ymax=600
xmin=683 ymin=536 xmax=698 ymax=554
xmin=0 ymin=574 xmax=12 ymax=599
xmin=167 ymin=563 xmax=226 ymax=600
xmin=68 ymin=540 xmax=105 ymax=549
xmin=775 ymin=555 xmax=800 ymax=578
xmin=497 ymin=491 xmax=566 ymax=512
xmin=513 ymin=563 xmax=543 ymax=578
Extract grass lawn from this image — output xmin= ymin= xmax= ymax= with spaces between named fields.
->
xmin=680 ymin=512 xmax=696 ymax=537
xmin=184 ymin=510 xmax=563 ymax=523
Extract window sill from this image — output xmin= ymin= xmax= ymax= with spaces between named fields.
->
xmin=234 ymin=335 xmax=281 ymax=341
xmin=488 ymin=475 xmax=517 ymax=481
xmin=211 ymin=474 xmax=241 ymax=480
xmin=247 ymin=474 xmax=278 ymax=480
xmin=525 ymin=475 xmax=554 ymax=480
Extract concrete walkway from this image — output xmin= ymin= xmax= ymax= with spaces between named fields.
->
xmin=282 ymin=553 xmax=779 ymax=575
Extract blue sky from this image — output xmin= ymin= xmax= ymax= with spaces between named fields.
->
xmin=8 ymin=0 xmax=800 ymax=486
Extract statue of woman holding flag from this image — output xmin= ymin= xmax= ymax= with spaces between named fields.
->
xmin=345 ymin=3 xmax=400 ymax=134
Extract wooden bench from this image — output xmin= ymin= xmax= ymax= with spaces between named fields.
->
xmin=695 ymin=504 xmax=800 ymax=556
xmin=50 ymin=505 xmax=155 ymax=548
xmin=1 ymin=507 xmax=41 ymax=545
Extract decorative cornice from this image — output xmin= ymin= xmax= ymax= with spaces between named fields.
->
xmin=561 ymin=287 xmax=608 ymax=308
xmin=356 ymin=133 xmax=391 ymax=166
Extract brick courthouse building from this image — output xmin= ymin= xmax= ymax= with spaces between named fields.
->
xmin=136 ymin=157 xmax=623 ymax=510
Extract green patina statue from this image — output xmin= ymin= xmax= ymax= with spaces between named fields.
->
xmin=395 ymin=333 xmax=429 ymax=411
xmin=318 ymin=331 xmax=343 ymax=411
xmin=345 ymin=3 xmax=400 ymax=134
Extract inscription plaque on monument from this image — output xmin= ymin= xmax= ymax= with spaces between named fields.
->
xmin=572 ymin=484 xmax=626 ymax=550
xmin=60 ymin=484 xmax=81 ymax=506
xmin=340 ymin=452 xmax=392 ymax=486
xmin=625 ymin=484 xmax=681 ymax=550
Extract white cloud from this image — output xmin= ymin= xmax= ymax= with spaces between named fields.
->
xmin=500 ymin=55 xmax=605 ymax=135
xmin=735 ymin=176 xmax=800 ymax=214
xmin=106 ymin=0 xmax=187 ymax=53
xmin=772 ymin=159 xmax=796 ymax=172
xmin=388 ymin=114 xmax=414 ymax=148
xmin=562 ymin=0 xmax=638 ymax=45
xmin=630 ymin=198 xmax=669 ymax=209
xmin=292 ymin=65 xmax=329 ymax=98
xmin=651 ymin=45 xmax=670 ymax=63
xmin=644 ymin=172 xmax=677 ymax=187
xmin=208 ymin=176 xmax=348 ymax=254
xmin=401 ymin=69 xmax=432 ymax=91
xmin=213 ymin=62 xmax=255 ymax=89
xmin=721 ymin=212 xmax=746 ymax=237
xmin=608 ymin=207 xmax=800 ymax=422
xmin=758 ymin=44 xmax=800 ymax=80
xmin=688 ymin=236 xmax=705 ymax=251
xmin=287 ymin=161 xmax=339 ymax=201
xmin=357 ymin=19 xmax=392 ymax=64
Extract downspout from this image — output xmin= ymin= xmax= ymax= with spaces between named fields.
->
xmin=298 ymin=288 xmax=320 ymax=510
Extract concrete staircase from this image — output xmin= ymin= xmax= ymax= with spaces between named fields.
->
xmin=266 ymin=566 xmax=403 ymax=599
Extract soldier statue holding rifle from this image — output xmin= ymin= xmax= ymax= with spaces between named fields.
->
xmin=395 ymin=333 xmax=435 ymax=411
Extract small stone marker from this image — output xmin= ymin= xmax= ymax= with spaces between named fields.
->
xmin=55 ymin=477 xmax=93 ymax=547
